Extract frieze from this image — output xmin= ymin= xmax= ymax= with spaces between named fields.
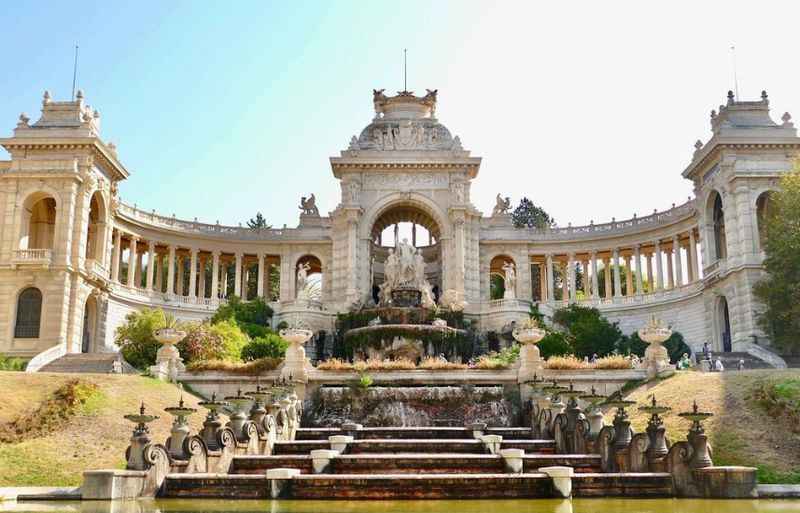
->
xmin=363 ymin=172 xmax=449 ymax=190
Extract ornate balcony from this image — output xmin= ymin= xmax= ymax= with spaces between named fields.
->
xmin=11 ymin=249 xmax=52 ymax=269
xmin=84 ymin=258 xmax=108 ymax=280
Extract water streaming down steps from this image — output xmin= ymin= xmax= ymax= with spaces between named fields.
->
xmin=161 ymin=426 xmax=675 ymax=499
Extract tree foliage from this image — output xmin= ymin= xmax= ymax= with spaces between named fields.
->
xmin=511 ymin=197 xmax=553 ymax=229
xmin=754 ymin=163 xmax=800 ymax=354
xmin=241 ymin=334 xmax=288 ymax=361
xmin=553 ymin=304 xmax=623 ymax=357
xmin=115 ymin=308 xmax=165 ymax=369
xmin=211 ymin=295 xmax=273 ymax=337
xmin=247 ymin=212 xmax=271 ymax=230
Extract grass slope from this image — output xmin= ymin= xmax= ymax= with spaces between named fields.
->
xmin=609 ymin=369 xmax=800 ymax=484
xmin=0 ymin=372 xmax=205 ymax=486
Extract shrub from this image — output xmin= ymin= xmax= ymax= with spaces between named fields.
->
xmin=0 ymin=354 xmax=27 ymax=371
xmin=538 ymin=332 xmax=573 ymax=359
xmin=211 ymin=296 xmax=273 ymax=327
xmin=472 ymin=354 xmax=511 ymax=370
xmin=553 ymin=304 xmax=623 ymax=357
xmin=316 ymin=358 xmax=353 ymax=371
xmin=115 ymin=308 xmax=168 ymax=369
xmin=418 ymin=356 xmax=468 ymax=370
xmin=238 ymin=322 xmax=274 ymax=340
xmin=185 ymin=357 xmax=281 ymax=375
xmin=208 ymin=320 xmax=249 ymax=361
xmin=175 ymin=322 xmax=226 ymax=364
xmin=241 ymin=334 xmax=288 ymax=361
xmin=593 ymin=355 xmax=633 ymax=370
xmin=545 ymin=355 xmax=589 ymax=370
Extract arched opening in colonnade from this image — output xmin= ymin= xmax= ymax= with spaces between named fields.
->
xmin=489 ymin=255 xmax=515 ymax=300
xmin=296 ymin=255 xmax=323 ymax=301
xmin=707 ymin=191 xmax=727 ymax=261
xmin=85 ymin=191 xmax=107 ymax=261
xmin=756 ymin=191 xmax=774 ymax=251
xmin=19 ymin=193 xmax=56 ymax=250
xmin=716 ymin=296 xmax=732 ymax=352
xmin=369 ymin=204 xmax=442 ymax=305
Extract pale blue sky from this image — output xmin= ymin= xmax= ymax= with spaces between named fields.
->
xmin=3 ymin=1 xmax=800 ymax=228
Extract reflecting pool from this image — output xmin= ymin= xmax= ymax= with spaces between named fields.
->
xmin=1 ymin=499 xmax=799 ymax=513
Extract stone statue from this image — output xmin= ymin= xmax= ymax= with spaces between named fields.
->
xmin=502 ymin=261 xmax=516 ymax=299
xmin=296 ymin=262 xmax=311 ymax=298
xmin=397 ymin=239 xmax=416 ymax=284
xmin=373 ymin=89 xmax=388 ymax=115
xmin=414 ymin=249 xmax=426 ymax=286
xmin=299 ymin=194 xmax=319 ymax=216
xmin=384 ymin=248 xmax=399 ymax=288
xmin=492 ymin=194 xmax=512 ymax=216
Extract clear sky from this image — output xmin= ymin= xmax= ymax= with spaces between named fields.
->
xmin=2 ymin=1 xmax=799 ymax=228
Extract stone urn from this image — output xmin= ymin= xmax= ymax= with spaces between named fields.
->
xmin=513 ymin=318 xmax=546 ymax=380
xmin=637 ymin=316 xmax=673 ymax=378
xmin=150 ymin=326 xmax=186 ymax=382
xmin=279 ymin=327 xmax=314 ymax=382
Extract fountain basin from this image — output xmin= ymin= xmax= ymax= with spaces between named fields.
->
xmin=344 ymin=324 xmax=469 ymax=360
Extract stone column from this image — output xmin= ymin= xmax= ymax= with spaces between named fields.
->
xmin=126 ymin=236 xmax=138 ymax=287
xmin=155 ymin=251 xmax=163 ymax=293
xmin=211 ymin=251 xmax=220 ymax=299
xmin=221 ymin=259 xmax=229 ymax=298
xmin=673 ymin=235 xmax=683 ymax=287
xmin=257 ymin=253 xmax=265 ymax=298
xmin=666 ymin=246 xmax=675 ymax=289
xmin=624 ymin=255 xmax=633 ymax=296
xmin=111 ymin=229 xmax=122 ymax=282
xmin=655 ymin=240 xmax=664 ymax=290
xmin=567 ymin=253 xmax=576 ymax=302
xmin=167 ymin=245 xmax=176 ymax=295
xmin=146 ymin=241 xmax=156 ymax=290
xmin=634 ymin=245 xmax=643 ymax=295
xmin=689 ymin=229 xmax=699 ymax=282
xmin=646 ymin=251 xmax=654 ymax=292
xmin=603 ymin=257 xmax=612 ymax=299
xmin=582 ymin=259 xmax=590 ymax=298
xmin=590 ymin=251 xmax=599 ymax=299
xmin=176 ymin=255 xmax=185 ymax=296
xmin=234 ymin=252 xmax=243 ymax=297
xmin=198 ymin=255 xmax=207 ymax=298
xmin=546 ymin=254 xmax=554 ymax=302
xmin=612 ymin=248 xmax=622 ymax=298
xmin=188 ymin=248 xmax=198 ymax=298
xmin=136 ymin=252 xmax=144 ymax=288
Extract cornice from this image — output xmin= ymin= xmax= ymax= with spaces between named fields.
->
xmin=683 ymin=140 xmax=800 ymax=180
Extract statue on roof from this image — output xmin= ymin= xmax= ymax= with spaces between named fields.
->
xmin=492 ymin=194 xmax=512 ymax=216
xmin=299 ymin=194 xmax=319 ymax=216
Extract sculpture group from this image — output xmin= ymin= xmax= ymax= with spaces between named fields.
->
xmin=378 ymin=238 xmax=435 ymax=307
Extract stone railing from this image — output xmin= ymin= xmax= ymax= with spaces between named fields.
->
xmin=485 ymin=298 xmax=533 ymax=311
xmin=84 ymin=258 xmax=108 ymax=279
xmin=110 ymin=283 xmax=226 ymax=310
xmin=482 ymin=199 xmax=696 ymax=241
xmin=117 ymin=202 xmax=329 ymax=241
xmin=560 ymin=281 xmax=704 ymax=309
xmin=703 ymin=259 xmax=722 ymax=277
xmin=11 ymin=248 xmax=53 ymax=267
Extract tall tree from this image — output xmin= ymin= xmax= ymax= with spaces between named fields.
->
xmin=511 ymin=197 xmax=553 ymax=229
xmin=754 ymin=163 xmax=800 ymax=354
xmin=247 ymin=212 xmax=271 ymax=230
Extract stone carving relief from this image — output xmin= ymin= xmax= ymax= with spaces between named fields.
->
xmin=299 ymin=194 xmax=319 ymax=216
xmin=364 ymin=173 xmax=449 ymax=191
xmin=451 ymin=182 xmax=465 ymax=203
xmin=502 ymin=261 xmax=516 ymax=299
xmin=345 ymin=181 xmax=361 ymax=204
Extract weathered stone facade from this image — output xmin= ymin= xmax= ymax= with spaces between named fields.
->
xmin=1 ymin=88 xmax=796 ymax=362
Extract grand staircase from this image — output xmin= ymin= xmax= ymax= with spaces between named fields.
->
xmin=161 ymin=426 xmax=674 ymax=499
xmin=39 ymin=353 xmax=137 ymax=374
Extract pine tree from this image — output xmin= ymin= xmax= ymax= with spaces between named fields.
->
xmin=511 ymin=197 xmax=553 ymax=229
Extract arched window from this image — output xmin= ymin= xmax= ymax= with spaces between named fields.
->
xmin=20 ymin=195 xmax=56 ymax=250
xmin=14 ymin=287 xmax=42 ymax=338
xmin=490 ymin=255 xmax=515 ymax=300
xmin=85 ymin=191 xmax=106 ymax=260
xmin=296 ymin=255 xmax=323 ymax=301
xmin=712 ymin=193 xmax=727 ymax=261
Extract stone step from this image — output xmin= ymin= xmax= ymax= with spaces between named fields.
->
xmin=231 ymin=453 xmax=601 ymax=475
xmin=272 ymin=438 xmax=555 ymax=456
xmin=161 ymin=472 xmax=674 ymax=499
xmin=39 ymin=353 xmax=137 ymax=374
xmin=294 ymin=426 xmax=534 ymax=441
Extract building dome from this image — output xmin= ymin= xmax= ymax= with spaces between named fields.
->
xmin=348 ymin=89 xmax=462 ymax=152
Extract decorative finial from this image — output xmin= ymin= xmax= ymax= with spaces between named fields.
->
xmin=727 ymin=90 xmax=735 ymax=103
xmin=761 ymin=90 xmax=768 ymax=101
xmin=43 ymin=90 xmax=51 ymax=104
xmin=694 ymin=139 xmax=703 ymax=150
xmin=17 ymin=113 xmax=30 ymax=127
xmin=140 ymin=402 xmax=146 ymax=415
xmin=76 ymin=89 xmax=84 ymax=100
xmin=710 ymin=109 xmax=716 ymax=119
xmin=782 ymin=112 xmax=793 ymax=127
xmin=179 ymin=395 xmax=185 ymax=408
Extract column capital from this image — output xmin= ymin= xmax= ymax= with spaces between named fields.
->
xmin=211 ymin=249 xmax=221 ymax=258
xmin=148 ymin=240 xmax=156 ymax=249
xmin=129 ymin=235 xmax=140 ymax=242
xmin=589 ymin=249 xmax=598 ymax=257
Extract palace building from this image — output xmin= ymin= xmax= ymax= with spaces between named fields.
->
xmin=0 ymin=88 xmax=795 ymax=367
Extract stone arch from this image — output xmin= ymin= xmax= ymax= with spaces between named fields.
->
xmin=489 ymin=254 xmax=516 ymax=300
xmin=14 ymin=286 xmax=43 ymax=339
xmin=715 ymin=295 xmax=732 ymax=352
xmin=85 ymin=190 xmax=108 ymax=261
xmin=755 ymin=190 xmax=775 ymax=251
xmin=81 ymin=293 xmax=98 ymax=353
xmin=704 ymin=189 xmax=727 ymax=261
xmin=295 ymin=254 xmax=323 ymax=301
xmin=19 ymin=191 xmax=58 ymax=250
xmin=359 ymin=192 xmax=451 ymax=242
